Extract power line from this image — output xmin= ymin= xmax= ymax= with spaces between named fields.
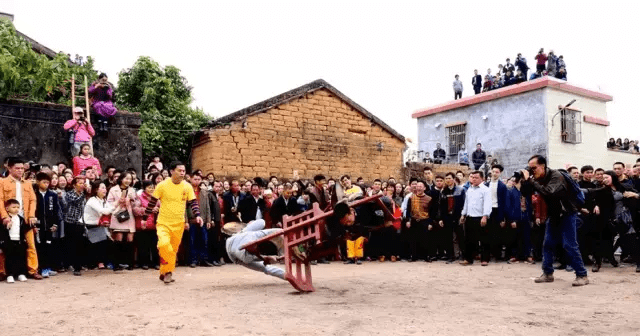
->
xmin=0 ymin=114 xmax=200 ymax=132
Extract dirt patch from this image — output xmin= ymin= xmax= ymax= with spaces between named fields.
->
xmin=1 ymin=261 xmax=640 ymax=335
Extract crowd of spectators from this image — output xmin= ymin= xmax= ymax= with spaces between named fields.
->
xmin=453 ymin=48 xmax=567 ymax=100
xmin=3 ymin=140 xmax=640 ymax=285
xmin=607 ymin=138 xmax=640 ymax=153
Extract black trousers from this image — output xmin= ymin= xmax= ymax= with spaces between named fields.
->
xmin=68 ymin=224 xmax=87 ymax=271
xmin=531 ymin=221 xmax=546 ymax=261
xmin=37 ymin=238 xmax=61 ymax=271
xmin=136 ymin=230 xmax=158 ymax=267
xmin=432 ymin=220 xmax=454 ymax=259
xmin=464 ymin=216 xmax=484 ymax=263
xmin=208 ymin=226 xmax=224 ymax=263
xmin=593 ymin=221 xmax=616 ymax=265
xmin=3 ymin=240 xmax=27 ymax=277
xmin=369 ymin=226 xmax=396 ymax=258
xmin=487 ymin=208 xmax=505 ymax=260
xmin=453 ymin=218 xmax=465 ymax=259
xmin=577 ymin=214 xmax=594 ymax=264
xmin=473 ymin=86 xmax=481 ymax=94
xmin=454 ymin=91 xmax=462 ymax=100
xmin=409 ymin=219 xmax=430 ymax=260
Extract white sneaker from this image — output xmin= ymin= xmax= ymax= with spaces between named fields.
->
xmin=41 ymin=269 xmax=49 ymax=278
xmin=17 ymin=275 xmax=27 ymax=282
xmin=48 ymin=270 xmax=58 ymax=276
xmin=6 ymin=276 xmax=15 ymax=283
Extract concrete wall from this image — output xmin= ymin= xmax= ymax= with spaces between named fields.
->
xmin=416 ymin=89 xmax=547 ymax=176
xmin=544 ymin=88 xmax=638 ymax=170
xmin=192 ymin=89 xmax=406 ymax=183
xmin=0 ymin=100 xmax=143 ymax=175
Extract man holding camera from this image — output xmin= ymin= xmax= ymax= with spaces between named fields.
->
xmin=63 ymin=107 xmax=95 ymax=157
xmin=519 ymin=155 xmax=589 ymax=286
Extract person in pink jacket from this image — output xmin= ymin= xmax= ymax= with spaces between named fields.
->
xmin=107 ymin=171 xmax=137 ymax=271
xmin=64 ymin=107 xmax=95 ymax=156
xmin=72 ymin=144 xmax=102 ymax=178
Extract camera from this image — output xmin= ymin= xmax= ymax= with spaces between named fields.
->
xmin=512 ymin=167 xmax=533 ymax=182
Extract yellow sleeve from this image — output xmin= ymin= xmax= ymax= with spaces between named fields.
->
xmin=186 ymin=183 xmax=196 ymax=201
xmin=153 ymin=182 xmax=163 ymax=200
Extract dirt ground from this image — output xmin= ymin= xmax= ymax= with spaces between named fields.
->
xmin=1 ymin=261 xmax=640 ymax=336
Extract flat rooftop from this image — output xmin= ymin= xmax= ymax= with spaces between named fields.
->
xmin=412 ymin=76 xmax=613 ymax=119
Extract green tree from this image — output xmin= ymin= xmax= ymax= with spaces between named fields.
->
xmin=0 ymin=18 xmax=97 ymax=104
xmin=116 ymin=56 xmax=209 ymax=164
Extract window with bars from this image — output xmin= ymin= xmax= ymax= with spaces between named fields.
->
xmin=561 ymin=109 xmax=582 ymax=144
xmin=446 ymin=124 xmax=466 ymax=158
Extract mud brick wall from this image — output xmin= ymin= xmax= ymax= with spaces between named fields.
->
xmin=192 ymin=89 xmax=406 ymax=183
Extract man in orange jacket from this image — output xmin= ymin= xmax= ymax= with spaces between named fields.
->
xmin=0 ymin=158 xmax=41 ymax=280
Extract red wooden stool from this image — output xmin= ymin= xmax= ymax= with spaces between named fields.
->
xmin=241 ymin=194 xmax=396 ymax=292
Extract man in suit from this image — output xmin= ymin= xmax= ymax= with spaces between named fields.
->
xmin=270 ymin=185 xmax=299 ymax=227
xmin=238 ymin=183 xmax=267 ymax=224
xmin=223 ymin=180 xmax=244 ymax=223
xmin=484 ymin=164 xmax=508 ymax=263
xmin=472 ymin=69 xmax=483 ymax=94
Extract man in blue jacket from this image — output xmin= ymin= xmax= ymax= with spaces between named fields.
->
xmin=484 ymin=164 xmax=508 ymax=263
xmin=504 ymin=175 xmax=534 ymax=263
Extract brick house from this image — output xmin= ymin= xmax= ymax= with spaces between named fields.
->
xmin=191 ymin=79 xmax=407 ymax=182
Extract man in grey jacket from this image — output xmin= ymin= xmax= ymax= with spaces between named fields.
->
xmin=453 ymin=75 xmax=463 ymax=100
xmin=226 ymin=219 xmax=286 ymax=280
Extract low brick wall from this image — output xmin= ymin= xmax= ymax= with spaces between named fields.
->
xmin=0 ymin=99 xmax=143 ymax=174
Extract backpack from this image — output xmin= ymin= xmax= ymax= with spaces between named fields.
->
xmin=559 ymin=170 xmax=585 ymax=208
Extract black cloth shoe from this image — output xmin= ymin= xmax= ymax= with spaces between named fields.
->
xmin=554 ymin=264 xmax=567 ymax=270
xmin=636 ymin=265 xmax=640 ymax=273
xmin=592 ymin=264 xmax=601 ymax=272
xmin=344 ymin=259 xmax=355 ymax=264
xmin=200 ymin=261 xmax=214 ymax=267
xmin=190 ymin=263 xmax=197 ymax=268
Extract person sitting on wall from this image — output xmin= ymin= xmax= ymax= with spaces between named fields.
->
xmin=433 ymin=143 xmax=446 ymax=164
xmin=64 ymin=107 xmax=95 ymax=157
xmin=88 ymin=73 xmax=117 ymax=133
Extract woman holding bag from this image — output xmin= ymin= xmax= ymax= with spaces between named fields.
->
xmin=133 ymin=180 xmax=160 ymax=270
xmin=107 ymin=171 xmax=137 ymax=271
xmin=84 ymin=181 xmax=115 ymax=269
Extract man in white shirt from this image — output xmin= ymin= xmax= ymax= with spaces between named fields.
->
xmin=459 ymin=171 xmax=492 ymax=266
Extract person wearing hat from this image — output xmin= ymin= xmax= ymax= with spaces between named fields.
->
xmin=63 ymin=107 xmax=95 ymax=157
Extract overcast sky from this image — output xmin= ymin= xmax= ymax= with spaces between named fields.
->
xmin=4 ymin=0 xmax=638 ymax=143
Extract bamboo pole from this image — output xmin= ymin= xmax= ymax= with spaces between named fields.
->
xmin=71 ymin=74 xmax=75 ymax=111
xmin=84 ymin=75 xmax=93 ymax=153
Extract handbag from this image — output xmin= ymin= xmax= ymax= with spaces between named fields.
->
xmin=611 ymin=207 xmax=634 ymax=235
xmin=115 ymin=189 xmax=131 ymax=223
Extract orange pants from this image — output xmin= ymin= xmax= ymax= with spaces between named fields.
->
xmin=157 ymin=222 xmax=185 ymax=275
xmin=346 ymin=237 xmax=365 ymax=259
xmin=0 ymin=229 xmax=39 ymax=275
